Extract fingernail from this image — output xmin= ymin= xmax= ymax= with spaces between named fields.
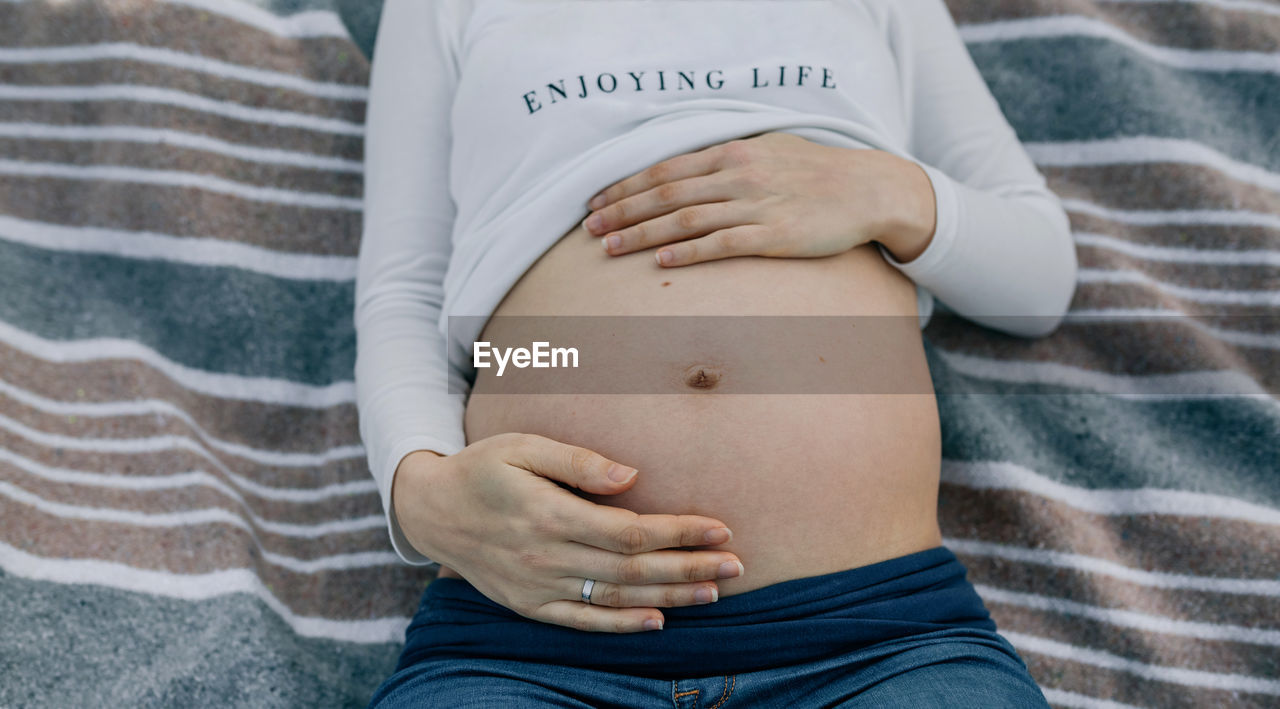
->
xmin=718 ymin=560 xmax=744 ymax=579
xmin=656 ymin=250 xmax=673 ymax=266
xmin=703 ymin=527 xmax=732 ymax=545
xmin=606 ymin=234 xmax=622 ymax=251
xmin=608 ymin=463 xmax=637 ymax=483
xmin=586 ymin=213 xmax=602 ymax=232
xmin=695 ymin=586 xmax=718 ymax=603
xmin=589 ymin=192 xmax=606 ymax=210
xmin=643 ymin=618 xmax=663 ymax=631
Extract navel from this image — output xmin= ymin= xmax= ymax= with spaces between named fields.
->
xmin=683 ymin=364 xmax=723 ymax=390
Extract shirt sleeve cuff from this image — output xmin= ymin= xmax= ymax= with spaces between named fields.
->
xmin=876 ymin=161 xmax=960 ymax=280
xmin=379 ymin=435 xmax=466 ymax=567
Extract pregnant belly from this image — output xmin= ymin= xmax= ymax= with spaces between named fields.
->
xmin=456 ymin=222 xmax=943 ymax=596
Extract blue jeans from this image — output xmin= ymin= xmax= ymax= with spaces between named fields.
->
xmin=370 ymin=546 xmax=1048 ymax=708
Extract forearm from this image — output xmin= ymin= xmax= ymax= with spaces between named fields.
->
xmin=853 ymin=149 xmax=1077 ymax=337
xmin=355 ymin=247 xmax=470 ymax=566
xmin=357 ymin=0 xmax=468 ymax=565
xmin=877 ymin=163 xmax=1078 ymax=337
xmin=872 ymin=0 xmax=1078 ymax=337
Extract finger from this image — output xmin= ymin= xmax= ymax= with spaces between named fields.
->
xmin=501 ymin=432 xmax=639 ymax=495
xmin=587 ymin=144 xmax=721 ymax=211
xmin=655 ymin=224 xmax=772 ymax=267
xmin=533 ymin=599 xmax=665 ymax=633
xmin=592 ymin=172 xmax=732 ymax=239
xmin=603 ymin=200 xmax=744 ymax=257
xmin=558 ymin=544 xmax=744 ymax=586
xmin=571 ymin=576 xmax=720 ymax=609
xmin=557 ymin=498 xmax=736 ymax=554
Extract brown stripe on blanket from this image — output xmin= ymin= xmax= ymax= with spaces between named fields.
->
xmin=0 ymin=340 xmax=365 ymax=471
xmin=925 ymin=312 xmax=1280 ymax=394
xmin=946 ymin=0 xmax=1280 ymax=53
xmin=0 ymin=1 xmax=370 ymax=86
xmin=1077 ymin=247 xmax=1280 ymax=293
xmin=0 ymin=423 xmax=370 ymax=493
xmin=0 ymin=136 xmax=361 ymax=199
xmin=990 ymin=603 xmax=1280 ymax=682
xmin=1067 ymin=213 xmax=1280 ymax=253
xmin=1080 ymin=259 xmax=1280 ymax=295
xmin=0 ymin=92 xmax=363 ymax=150
xmin=0 ymin=381 xmax=370 ymax=492
xmin=0 ymin=176 xmax=361 ymax=256
xmin=0 ymin=132 xmax=360 ymax=206
xmin=0 ymin=392 xmax=363 ymax=472
xmin=2 ymin=459 xmax=380 ymax=528
xmin=0 ymin=60 xmax=367 ymax=126
xmin=962 ymin=553 xmax=1280 ymax=633
xmin=1067 ymin=280 xmax=1278 ymax=316
xmin=0 ymin=488 xmax=393 ymax=564
xmin=1045 ymin=165 xmax=1280 ymax=216
xmin=939 ymin=484 xmax=1280 ymax=579
xmin=0 ymin=499 xmax=430 ymax=619
xmin=1020 ymin=648 xmax=1274 ymax=709
xmin=1065 ymin=282 xmax=1167 ymax=310
xmin=1068 ymin=283 xmax=1279 ymax=325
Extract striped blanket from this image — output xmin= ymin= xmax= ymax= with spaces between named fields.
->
xmin=0 ymin=0 xmax=1275 ymax=706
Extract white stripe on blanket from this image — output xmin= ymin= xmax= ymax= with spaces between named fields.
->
xmin=1005 ymin=630 xmax=1280 ymax=695
xmin=0 ymin=43 xmax=367 ymax=100
xmin=977 ymin=584 xmax=1280 ymax=646
xmin=1026 ymin=137 xmax=1280 ymax=194
xmin=0 ymin=540 xmax=410 ymax=643
xmin=959 ymin=15 xmax=1280 ymax=75
xmin=942 ymin=459 xmax=1280 ymax=526
xmin=0 ymin=122 xmax=362 ymax=173
xmin=948 ymin=538 xmax=1280 ymax=596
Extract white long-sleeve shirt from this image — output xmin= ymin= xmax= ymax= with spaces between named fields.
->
xmin=355 ymin=0 xmax=1078 ymax=566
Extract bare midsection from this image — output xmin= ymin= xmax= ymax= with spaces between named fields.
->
xmin=460 ymin=223 xmax=943 ymax=595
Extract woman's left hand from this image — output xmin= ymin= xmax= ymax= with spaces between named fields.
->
xmin=582 ymin=131 xmax=937 ymax=267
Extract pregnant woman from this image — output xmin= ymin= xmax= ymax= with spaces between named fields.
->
xmin=356 ymin=0 xmax=1077 ymax=706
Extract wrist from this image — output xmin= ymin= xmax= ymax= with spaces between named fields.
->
xmin=392 ymin=449 xmax=445 ymax=532
xmin=875 ymin=156 xmax=937 ymax=264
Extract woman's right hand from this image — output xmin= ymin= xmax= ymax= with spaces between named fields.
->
xmin=391 ymin=432 xmax=743 ymax=633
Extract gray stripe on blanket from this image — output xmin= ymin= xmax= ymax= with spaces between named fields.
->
xmin=0 ymin=571 xmax=401 ymax=709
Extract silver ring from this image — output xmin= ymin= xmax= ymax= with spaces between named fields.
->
xmin=580 ymin=578 xmax=596 ymax=604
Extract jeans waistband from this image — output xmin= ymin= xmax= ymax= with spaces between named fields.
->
xmin=396 ymin=545 xmax=997 ymax=679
